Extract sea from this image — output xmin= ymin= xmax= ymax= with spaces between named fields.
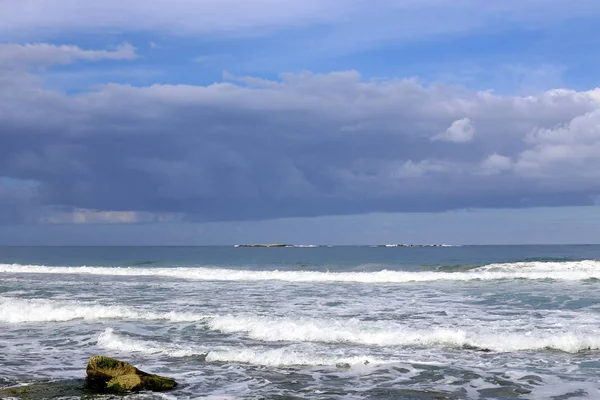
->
xmin=2 ymin=245 xmax=600 ymax=399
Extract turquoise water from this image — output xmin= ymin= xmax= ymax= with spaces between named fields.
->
xmin=0 ymin=244 xmax=597 ymax=268
xmin=1 ymin=245 xmax=600 ymax=399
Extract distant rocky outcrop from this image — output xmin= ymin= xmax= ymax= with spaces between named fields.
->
xmin=235 ymin=243 xmax=291 ymax=247
xmin=375 ymin=244 xmax=450 ymax=247
xmin=85 ymin=355 xmax=177 ymax=393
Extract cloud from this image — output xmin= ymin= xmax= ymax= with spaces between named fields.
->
xmin=515 ymin=109 xmax=600 ymax=181
xmin=0 ymin=43 xmax=136 ymax=68
xmin=432 ymin=118 xmax=475 ymax=143
xmin=2 ymin=0 xmax=599 ymax=48
xmin=40 ymin=209 xmax=181 ymax=224
xmin=0 ymin=183 xmax=41 ymax=224
xmin=480 ymin=154 xmax=513 ymax=175
xmin=1 ymin=66 xmax=600 ymax=224
xmin=0 ymin=0 xmax=349 ymax=37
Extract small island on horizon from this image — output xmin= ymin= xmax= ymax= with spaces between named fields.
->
xmin=234 ymin=243 xmax=455 ymax=248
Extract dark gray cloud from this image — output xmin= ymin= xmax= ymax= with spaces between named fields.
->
xmin=1 ymin=65 xmax=600 ymax=224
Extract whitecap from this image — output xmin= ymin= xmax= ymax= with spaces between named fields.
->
xmin=2 ymin=260 xmax=600 ymax=283
xmin=0 ymin=296 xmax=211 ymax=323
xmin=207 ymin=315 xmax=600 ymax=353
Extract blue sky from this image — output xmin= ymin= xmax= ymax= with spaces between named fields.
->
xmin=1 ymin=0 xmax=600 ymax=244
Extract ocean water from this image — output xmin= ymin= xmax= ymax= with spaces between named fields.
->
xmin=1 ymin=245 xmax=600 ymax=399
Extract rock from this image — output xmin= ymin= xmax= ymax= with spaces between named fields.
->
xmin=235 ymin=243 xmax=290 ymax=247
xmin=85 ymin=355 xmax=177 ymax=393
xmin=107 ymin=374 xmax=143 ymax=392
xmin=86 ymin=355 xmax=137 ymax=382
xmin=461 ymin=344 xmax=492 ymax=352
xmin=0 ymin=379 xmax=88 ymax=399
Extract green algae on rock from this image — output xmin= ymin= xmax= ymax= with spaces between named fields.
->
xmin=0 ymin=379 xmax=89 ymax=399
xmin=85 ymin=355 xmax=177 ymax=393
xmin=106 ymin=374 xmax=143 ymax=392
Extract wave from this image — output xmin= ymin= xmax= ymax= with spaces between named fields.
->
xmin=0 ymin=297 xmax=211 ymax=323
xmin=9 ymin=294 xmax=600 ymax=355
xmin=98 ymin=328 xmax=386 ymax=367
xmin=476 ymin=260 xmax=600 ymax=272
xmin=208 ymin=315 xmax=600 ymax=354
xmin=205 ymin=348 xmax=385 ymax=367
xmin=98 ymin=328 xmax=206 ymax=358
xmin=2 ymin=260 xmax=600 ymax=283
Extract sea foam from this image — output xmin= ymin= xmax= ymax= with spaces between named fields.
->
xmin=98 ymin=328 xmax=388 ymax=367
xmin=208 ymin=315 xmax=600 ymax=353
xmin=205 ymin=348 xmax=387 ymax=367
xmin=98 ymin=328 xmax=206 ymax=357
xmin=2 ymin=260 xmax=600 ymax=283
xmin=0 ymin=296 xmax=211 ymax=323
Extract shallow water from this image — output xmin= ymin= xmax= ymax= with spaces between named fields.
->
xmin=1 ymin=245 xmax=600 ymax=399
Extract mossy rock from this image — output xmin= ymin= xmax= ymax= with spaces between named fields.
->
xmin=0 ymin=379 xmax=90 ymax=399
xmin=136 ymin=374 xmax=177 ymax=391
xmin=85 ymin=355 xmax=177 ymax=393
xmin=107 ymin=374 xmax=143 ymax=392
xmin=86 ymin=355 xmax=138 ymax=380
xmin=105 ymin=373 xmax=176 ymax=393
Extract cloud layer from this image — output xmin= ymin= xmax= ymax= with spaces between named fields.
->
xmin=0 ymin=43 xmax=136 ymax=67
xmin=1 ymin=47 xmax=600 ymax=224
xmin=0 ymin=0 xmax=351 ymax=37
xmin=3 ymin=1 xmax=600 ymax=49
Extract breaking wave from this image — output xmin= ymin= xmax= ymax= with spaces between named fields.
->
xmin=97 ymin=328 xmax=388 ymax=367
xmin=208 ymin=315 xmax=600 ymax=353
xmin=205 ymin=348 xmax=386 ymax=367
xmin=0 ymin=296 xmax=211 ymax=323
xmin=97 ymin=328 xmax=206 ymax=358
xmin=2 ymin=260 xmax=600 ymax=283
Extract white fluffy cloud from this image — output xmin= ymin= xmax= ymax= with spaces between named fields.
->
xmin=515 ymin=109 xmax=600 ymax=180
xmin=481 ymin=154 xmax=513 ymax=175
xmin=433 ymin=118 xmax=475 ymax=143
xmin=0 ymin=43 xmax=136 ymax=68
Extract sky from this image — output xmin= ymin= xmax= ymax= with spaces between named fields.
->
xmin=1 ymin=0 xmax=600 ymax=245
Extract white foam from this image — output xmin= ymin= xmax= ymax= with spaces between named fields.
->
xmin=0 ymin=297 xmax=211 ymax=323
xmin=478 ymin=260 xmax=600 ymax=272
xmin=209 ymin=315 xmax=467 ymax=347
xmin=98 ymin=328 xmax=386 ymax=367
xmin=208 ymin=315 xmax=600 ymax=353
xmin=2 ymin=260 xmax=600 ymax=283
xmin=205 ymin=347 xmax=387 ymax=367
xmin=97 ymin=328 xmax=207 ymax=357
